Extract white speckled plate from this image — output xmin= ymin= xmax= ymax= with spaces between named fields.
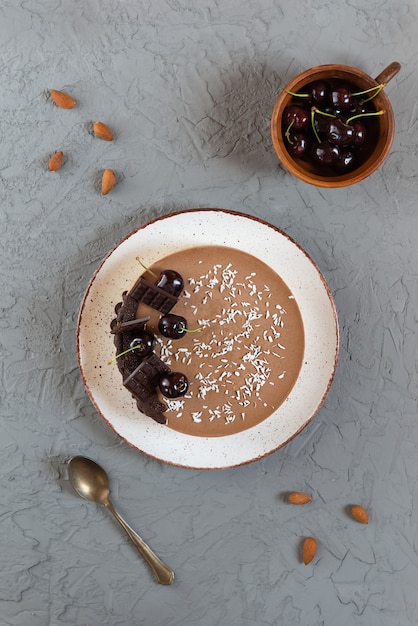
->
xmin=77 ymin=209 xmax=339 ymax=469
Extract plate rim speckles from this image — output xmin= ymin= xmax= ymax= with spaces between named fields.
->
xmin=76 ymin=208 xmax=339 ymax=470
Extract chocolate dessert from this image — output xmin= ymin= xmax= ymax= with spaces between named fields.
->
xmin=110 ymin=246 xmax=305 ymax=437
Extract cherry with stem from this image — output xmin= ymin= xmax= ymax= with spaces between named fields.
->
xmin=108 ymin=330 xmax=156 ymax=364
xmin=158 ymin=314 xmax=202 ymax=340
xmin=310 ymin=106 xmax=336 ymax=143
xmin=136 ymin=257 xmax=184 ymax=297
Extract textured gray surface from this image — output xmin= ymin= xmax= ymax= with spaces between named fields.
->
xmin=1 ymin=1 xmax=417 ymax=624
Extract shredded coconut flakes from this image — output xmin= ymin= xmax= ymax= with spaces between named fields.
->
xmin=164 ymin=259 xmax=296 ymax=428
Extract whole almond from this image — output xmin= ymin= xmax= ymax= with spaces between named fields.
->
xmin=50 ymin=89 xmax=76 ymax=109
xmin=288 ymin=491 xmax=311 ymax=505
xmin=48 ymin=151 xmax=64 ymax=171
xmin=101 ymin=169 xmax=116 ymax=195
xmin=302 ymin=536 xmax=317 ymax=565
xmin=351 ymin=504 xmax=369 ymax=524
xmin=93 ymin=121 xmax=114 ymax=141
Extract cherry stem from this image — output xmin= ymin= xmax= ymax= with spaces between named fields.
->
xmin=108 ymin=344 xmax=142 ymax=364
xmin=310 ymin=106 xmax=335 ymax=143
xmin=311 ymin=108 xmax=321 ymax=143
xmin=312 ymin=106 xmax=336 ymax=119
xmin=345 ymin=110 xmax=385 ymax=125
xmin=352 ymin=83 xmax=385 ymax=102
xmin=360 ymin=86 xmax=385 ymax=104
xmin=136 ymin=257 xmax=158 ymax=279
xmin=184 ymin=327 xmax=202 ymax=334
xmin=284 ymin=119 xmax=295 ymax=143
xmin=287 ymin=90 xmax=309 ymax=98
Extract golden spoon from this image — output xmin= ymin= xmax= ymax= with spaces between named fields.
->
xmin=67 ymin=455 xmax=174 ymax=585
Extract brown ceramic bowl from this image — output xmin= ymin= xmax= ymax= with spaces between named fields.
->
xmin=271 ymin=62 xmax=400 ymax=187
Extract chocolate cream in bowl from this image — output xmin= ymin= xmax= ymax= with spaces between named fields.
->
xmin=117 ymin=245 xmax=305 ymax=438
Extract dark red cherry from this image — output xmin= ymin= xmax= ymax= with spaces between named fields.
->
xmin=326 ymin=118 xmax=355 ymax=146
xmin=312 ymin=141 xmax=340 ymax=165
xmin=308 ymin=80 xmax=329 ymax=106
xmin=159 ymin=371 xmax=189 ymax=398
xmin=155 ymin=269 xmax=184 ymax=296
xmin=283 ymin=105 xmax=309 ymax=130
xmin=286 ymin=132 xmax=309 ymax=158
xmin=129 ymin=330 xmax=155 ymax=357
xmin=335 ymin=149 xmax=356 ymax=171
xmin=313 ymin=114 xmax=330 ymax=136
xmin=348 ymin=102 xmax=368 ymax=117
xmin=158 ymin=313 xmax=188 ymax=339
xmin=329 ymin=84 xmax=352 ymax=111
xmin=352 ymin=120 xmax=367 ymax=146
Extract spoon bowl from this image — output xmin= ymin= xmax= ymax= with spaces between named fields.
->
xmin=68 ymin=455 xmax=174 ymax=585
xmin=68 ymin=455 xmax=111 ymax=504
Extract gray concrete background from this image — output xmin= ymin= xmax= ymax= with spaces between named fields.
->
xmin=1 ymin=1 xmax=417 ymax=624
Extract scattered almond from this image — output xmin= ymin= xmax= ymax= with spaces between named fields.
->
xmin=50 ymin=89 xmax=76 ymax=109
xmin=288 ymin=491 xmax=311 ymax=505
xmin=93 ymin=121 xmax=114 ymax=141
xmin=48 ymin=151 xmax=64 ymax=171
xmin=101 ymin=169 xmax=116 ymax=195
xmin=351 ymin=504 xmax=369 ymax=524
xmin=302 ymin=536 xmax=317 ymax=565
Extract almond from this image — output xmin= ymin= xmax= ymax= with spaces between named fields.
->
xmin=101 ymin=169 xmax=116 ymax=195
xmin=50 ymin=89 xmax=76 ymax=109
xmin=288 ymin=491 xmax=311 ymax=505
xmin=302 ymin=536 xmax=317 ymax=565
xmin=351 ymin=504 xmax=369 ymax=524
xmin=93 ymin=121 xmax=114 ymax=141
xmin=48 ymin=151 xmax=64 ymax=171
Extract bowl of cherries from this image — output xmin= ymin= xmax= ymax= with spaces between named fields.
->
xmin=271 ymin=62 xmax=400 ymax=187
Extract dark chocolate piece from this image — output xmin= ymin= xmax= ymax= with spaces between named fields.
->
xmin=128 ymin=277 xmax=178 ymax=314
xmin=114 ymin=301 xmax=123 ymax=315
xmin=110 ymin=316 xmax=151 ymax=334
xmin=110 ymin=272 xmax=179 ymax=425
xmin=110 ymin=292 xmax=146 ymax=377
xmin=123 ymin=354 xmax=171 ymax=424
xmin=117 ymin=293 xmax=138 ymax=320
xmin=135 ymin=394 xmax=167 ymax=424
xmin=124 ymin=353 xmax=170 ymax=396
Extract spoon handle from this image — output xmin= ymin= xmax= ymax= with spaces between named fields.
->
xmin=105 ymin=500 xmax=174 ymax=585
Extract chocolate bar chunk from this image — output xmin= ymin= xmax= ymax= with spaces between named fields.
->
xmin=128 ymin=277 xmax=178 ymax=314
xmin=123 ymin=354 xmax=170 ymax=424
xmin=110 ymin=316 xmax=151 ymax=334
xmin=124 ymin=353 xmax=170 ymax=397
